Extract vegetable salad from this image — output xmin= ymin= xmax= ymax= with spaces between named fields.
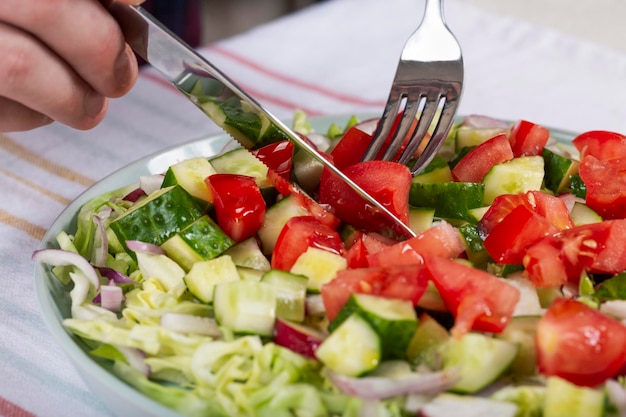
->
xmin=34 ymin=112 xmax=626 ymax=417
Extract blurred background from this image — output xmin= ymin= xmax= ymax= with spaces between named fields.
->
xmin=144 ymin=0 xmax=624 ymax=52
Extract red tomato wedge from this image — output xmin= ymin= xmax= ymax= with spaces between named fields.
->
xmin=205 ymin=174 xmax=266 ymax=242
xmin=572 ymin=130 xmax=626 ymax=161
xmin=318 ymin=160 xmax=411 ymax=234
xmin=251 ymin=140 xmax=294 ymax=181
xmin=321 ymin=265 xmax=429 ymax=321
xmin=508 ymin=119 xmax=550 ymax=157
xmin=423 ymin=256 xmax=520 ymax=337
xmin=451 ymin=133 xmax=514 ymax=183
xmin=579 ymin=155 xmax=626 ymax=220
xmin=367 ymin=221 xmax=466 ymax=267
xmin=271 ymin=216 xmax=344 ymax=271
xmin=536 ymin=298 xmax=626 ymax=387
xmin=523 ymin=219 xmax=626 ymax=287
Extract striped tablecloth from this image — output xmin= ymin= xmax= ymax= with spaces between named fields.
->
xmin=2 ymin=0 xmax=626 ymax=415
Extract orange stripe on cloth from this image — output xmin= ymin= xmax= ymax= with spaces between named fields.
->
xmin=0 ymin=396 xmax=37 ymax=417
xmin=0 ymin=168 xmax=71 ymax=206
xmin=0 ymin=209 xmax=47 ymax=241
xmin=0 ymin=134 xmax=95 ymax=187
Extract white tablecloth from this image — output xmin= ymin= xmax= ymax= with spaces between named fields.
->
xmin=2 ymin=0 xmax=626 ymax=415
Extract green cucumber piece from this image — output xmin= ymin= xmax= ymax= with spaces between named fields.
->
xmin=542 ymin=148 xmax=580 ymax=194
xmin=406 ymin=313 xmax=450 ymax=368
xmin=495 ymin=315 xmax=540 ymax=377
xmin=543 ymin=376 xmax=605 ymax=417
xmin=412 ymin=156 xmax=454 ymax=184
xmin=408 ymin=207 xmax=436 ymax=235
xmin=442 ymin=332 xmax=518 ymax=394
xmin=570 ymin=201 xmax=602 ymax=226
xmin=209 ymin=147 xmax=270 ymax=188
xmin=409 ymin=182 xmax=485 ymax=222
xmin=421 ymin=393 xmax=518 ymax=417
xmin=483 ymin=156 xmax=544 ymax=204
xmin=184 ymin=255 xmax=240 ymax=303
xmin=261 ymin=270 xmax=308 ymax=322
xmin=160 ymin=215 xmax=234 ymax=271
xmin=457 ymin=223 xmax=489 ymax=266
xmin=236 ymin=266 xmax=264 ymax=282
xmin=328 ymin=293 xmax=418 ymax=359
xmin=455 ymin=126 xmax=508 ymax=151
xmin=136 ymin=252 xmax=186 ymax=293
xmin=257 ymin=195 xmax=310 ymax=255
xmin=161 ymin=157 xmax=216 ymax=204
xmin=110 ymin=185 xmax=204 ymax=250
xmin=315 ymin=314 xmax=381 ymax=376
xmin=223 ymin=237 xmax=271 ymax=271
xmin=213 ymin=280 xmax=276 ymax=336
xmin=416 ymin=280 xmax=448 ymax=312
xmin=569 ymin=174 xmax=587 ymax=199
xmin=289 ymin=247 xmax=347 ymax=292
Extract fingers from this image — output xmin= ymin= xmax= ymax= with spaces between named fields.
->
xmin=0 ymin=22 xmax=109 ymax=130
xmin=0 ymin=0 xmax=139 ymax=99
xmin=0 ymin=97 xmax=52 ymax=132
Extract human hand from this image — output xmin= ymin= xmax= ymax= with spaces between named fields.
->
xmin=0 ymin=0 xmax=145 ymax=132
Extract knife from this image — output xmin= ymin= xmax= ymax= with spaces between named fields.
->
xmin=108 ymin=2 xmax=416 ymax=238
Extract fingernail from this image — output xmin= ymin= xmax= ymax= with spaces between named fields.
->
xmin=84 ymin=90 xmax=106 ymax=118
xmin=114 ymin=45 xmax=135 ymax=89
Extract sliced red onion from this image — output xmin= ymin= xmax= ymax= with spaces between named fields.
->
xmin=326 ymin=367 xmax=460 ymax=400
xmin=95 ymin=266 xmax=137 ymax=284
xmin=100 ymin=283 xmax=125 ymax=312
xmin=606 ymin=379 xmax=626 ymax=416
xmin=139 ymin=174 xmax=164 ymax=195
xmin=33 ymin=249 xmax=100 ymax=290
xmin=161 ymin=313 xmax=222 ymax=337
xmin=123 ymin=187 xmax=147 ymax=203
xmin=600 ymin=300 xmax=626 ymax=321
xmin=306 ymin=133 xmax=332 ymax=152
xmin=125 ymin=240 xmax=165 ymax=255
xmin=91 ymin=214 xmax=109 ymax=267
xmin=115 ymin=345 xmax=150 ymax=376
xmin=462 ymin=114 xmax=510 ymax=129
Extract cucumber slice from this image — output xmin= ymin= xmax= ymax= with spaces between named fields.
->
xmin=135 ymin=252 xmax=186 ymax=294
xmin=184 ymin=255 xmax=240 ymax=303
xmin=161 ymin=157 xmax=217 ymax=203
xmin=495 ymin=315 xmax=540 ymax=377
xmin=542 ymin=148 xmax=580 ymax=194
xmin=329 ymin=293 xmax=418 ymax=359
xmin=455 ymin=126 xmax=508 ymax=151
xmin=408 ymin=207 xmax=436 ymax=235
xmin=416 ymin=280 xmax=448 ymax=312
xmin=409 ymin=182 xmax=485 ymax=222
xmin=223 ymin=237 xmax=271 ymax=271
xmin=457 ymin=223 xmax=489 ymax=266
xmin=236 ymin=266 xmax=264 ymax=282
xmin=160 ymin=215 xmax=234 ymax=271
xmin=257 ymin=195 xmax=310 ymax=255
xmin=261 ymin=270 xmax=308 ymax=322
xmin=412 ymin=156 xmax=454 ymax=184
xmin=442 ymin=332 xmax=518 ymax=393
xmin=569 ymin=174 xmax=587 ymax=199
xmin=209 ymin=147 xmax=270 ymax=188
xmin=213 ymin=280 xmax=276 ymax=336
xmin=420 ymin=393 xmax=518 ymax=417
xmin=482 ymin=156 xmax=544 ymax=204
xmin=110 ymin=185 xmax=204 ymax=250
xmin=289 ymin=247 xmax=347 ymax=292
xmin=543 ymin=377 xmax=605 ymax=417
xmin=570 ymin=201 xmax=602 ymax=226
xmin=406 ymin=313 xmax=450 ymax=368
xmin=315 ymin=314 xmax=381 ymax=376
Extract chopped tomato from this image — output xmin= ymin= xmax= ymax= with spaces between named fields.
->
xmin=523 ymin=219 xmax=626 ymax=286
xmin=451 ymin=133 xmax=514 ymax=182
xmin=251 ymin=140 xmax=294 ymax=181
xmin=321 ymin=265 xmax=429 ymax=321
xmin=318 ymin=160 xmax=411 ymax=234
xmin=205 ymin=174 xmax=266 ymax=242
xmin=271 ymin=216 xmax=344 ymax=271
xmin=483 ymin=204 xmax=559 ymax=265
xmin=423 ymin=256 xmax=520 ymax=337
xmin=478 ymin=193 xmax=529 ymax=237
xmin=536 ymin=298 xmax=626 ymax=387
xmin=579 ymin=155 xmax=626 ymax=220
xmin=367 ymin=221 xmax=466 ymax=267
xmin=508 ymin=119 xmax=550 ymax=157
xmin=572 ymin=130 xmax=626 ymax=161
xmin=530 ymin=190 xmax=574 ymax=230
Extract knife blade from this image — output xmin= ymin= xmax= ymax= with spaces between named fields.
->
xmin=108 ymin=2 xmax=416 ymax=238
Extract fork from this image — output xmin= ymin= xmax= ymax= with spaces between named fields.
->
xmin=362 ymin=0 xmax=463 ymax=175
